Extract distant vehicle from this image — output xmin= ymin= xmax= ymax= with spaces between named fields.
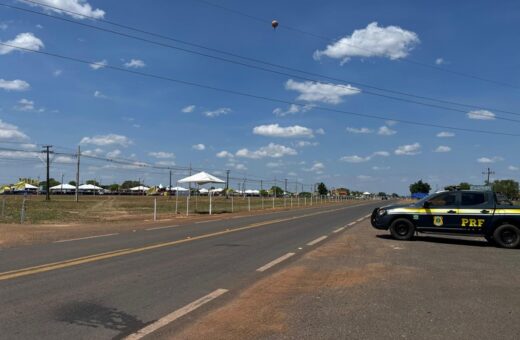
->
xmin=371 ymin=189 xmax=520 ymax=248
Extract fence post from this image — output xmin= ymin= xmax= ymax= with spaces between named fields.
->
xmin=153 ymin=198 xmax=157 ymax=221
xmin=231 ymin=196 xmax=234 ymax=213
xmin=304 ymin=197 xmax=306 ymax=206
xmin=248 ymin=197 xmax=251 ymax=212
xmin=261 ymin=196 xmax=264 ymax=209
xmin=1 ymin=198 xmax=5 ymax=219
xmin=20 ymin=198 xmax=26 ymax=224
xmin=186 ymin=196 xmax=189 ymax=216
xmin=290 ymin=196 xmax=293 ymax=208
xmin=175 ymin=194 xmax=178 ymax=215
xmin=272 ymin=196 xmax=275 ymax=209
xmin=284 ymin=196 xmax=286 ymax=208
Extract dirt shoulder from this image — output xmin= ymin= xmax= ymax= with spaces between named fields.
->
xmin=165 ymin=221 xmax=520 ymax=340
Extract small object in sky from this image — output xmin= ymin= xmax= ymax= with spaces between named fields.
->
xmin=271 ymin=20 xmax=279 ymax=29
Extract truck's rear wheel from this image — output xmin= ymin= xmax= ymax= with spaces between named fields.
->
xmin=389 ymin=218 xmax=415 ymax=241
xmin=493 ymin=224 xmax=520 ymax=249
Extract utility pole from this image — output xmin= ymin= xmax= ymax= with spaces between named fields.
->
xmin=243 ymin=177 xmax=246 ymax=198
xmin=169 ymin=169 xmax=172 ymax=199
xmin=225 ymin=170 xmax=230 ymax=198
xmin=75 ymin=145 xmax=80 ymax=202
xmin=482 ymin=168 xmax=495 ymax=185
xmin=42 ymin=145 xmax=52 ymax=201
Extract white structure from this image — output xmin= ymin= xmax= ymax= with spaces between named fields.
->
xmin=79 ymin=184 xmax=103 ymax=194
xmin=130 ymin=185 xmax=150 ymax=191
xmin=50 ymin=183 xmax=76 ymax=193
xmin=178 ymin=171 xmax=225 ymax=215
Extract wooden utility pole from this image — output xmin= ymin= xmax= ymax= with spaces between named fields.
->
xmin=482 ymin=168 xmax=495 ymax=185
xmin=75 ymin=145 xmax=80 ymax=202
xmin=42 ymin=145 xmax=52 ymax=201
xmin=225 ymin=170 xmax=230 ymax=198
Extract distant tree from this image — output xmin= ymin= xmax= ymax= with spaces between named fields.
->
xmin=40 ymin=178 xmax=60 ymax=189
xmin=86 ymin=179 xmax=100 ymax=186
xmin=459 ymin=182 xmax=471 ymax=190
xmin=391 ymin=193 xmax=399 ymax=198
xmin=493 ymin=179 xmax=519 ymax=200
xmin=298 ymin=192 xmax=312 ymax=198
xmin=409 ymin=180 xmax=431 ymax=194
xmin=378 ymin=192 xmax=387 ymax=197
xmin=259 ymin=189 xmax=269 ymax=197
xmin=270 ymin=186 xmax=284 ymax=196
xmin=121 ymin=180 xmax=140 ymax=189
xmin=108 ymin=184 xmax=120 ymax=192
xmin=351 ymin=190 xmax=362 ymax=197
xmin=317 ymin=182 xmax=328 ymax=195
xmin=68 ymin=181 xmax=77 ymax=186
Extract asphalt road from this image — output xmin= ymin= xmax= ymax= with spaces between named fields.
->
xmin=0 ymin=200 xmax=383 ymax=339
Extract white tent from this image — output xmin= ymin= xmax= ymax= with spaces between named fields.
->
xmin=210 ymin=188 xmax=224 ymax=194
xmin=245 ymin=189 xmax=260 ymax=196
xmin=130 ymin=185 xmax=150 ymax=191
xmin=199 ymin=188 xmax=209 ymax=194
xmin=79 ymin=184 xmax=103 ymax=190
xmin=50 ymin=183 xmax=76 ymax=191
xmin=169 ymin=186 xmax=188 ymax=192
xmin=363 ymin=191 xmax=371 ymax=195
xmin=178 ymin=171 xmax=225 ymax=215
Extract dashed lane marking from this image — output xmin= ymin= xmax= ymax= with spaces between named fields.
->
xmin=124 ymin=289 xmax=228 ymax=340
xmin=332 ymin=227 xmax=345 ymax=233
xmin=145 ymin=225 xmax=179 ymax=231
xmin=307 ymin=235 xmax=328 ymax=246
xmin=54 ymin=233 xmax=119 ymax=243
xmin=256 ymin=253 xmax=296 ymax=272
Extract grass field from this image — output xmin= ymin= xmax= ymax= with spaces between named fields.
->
xmin=0 ymin=194 xmax=351 ymax=224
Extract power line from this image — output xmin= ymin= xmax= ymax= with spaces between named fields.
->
xmin=2 ymin=42 xmax=520 ymax=137
xmin=4 ymin=2 xmax=520 ymax=119
xmin=191 ymin=0 xmax=520 ymax=90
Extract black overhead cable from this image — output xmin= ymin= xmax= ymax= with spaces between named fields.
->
xmin=191 ymin=0 xmax=520 ymax=90
xmin=3 ymin=1 xmax=520 ymax=118
xmin=1 ymin=42 xmax=519 ymax=138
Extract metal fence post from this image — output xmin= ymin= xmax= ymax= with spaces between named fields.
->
xmin=290 ymin=196 xmax=293 ymax=208
xmin=261 ymin=196 xmax=264 ymax=209
xmin=304 ymin=197 xmax=306 ymax=206
xmin=186 ymin=196 xmax=189 ymax=216
xmin=153 ymin=198 xmax=157 ymax=221
xmin=20 ymin=198 xmax=26 ymax=224
xmin=248 ymin=197 xmax=251 ymax=212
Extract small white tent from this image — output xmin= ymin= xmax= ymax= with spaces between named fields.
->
xmin=50 ymin=183 xmax=76 ymax=192
xmin=178 ymin=171 xmax=225 ymax=215
xmin=130 ymin=186 xmax=150 ymax=191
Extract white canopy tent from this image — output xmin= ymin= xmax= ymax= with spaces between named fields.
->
xmin=50 ymin=183 xmax=76 ymax=191
xmin=79 ymin=184 xmax=103 ymax=190
xmin=169 ymin=186 xmax=188 ymax=191
xmin=178 ymin=171 xmax=225 ymax=215
xmin=130 ymin=185 xmax=150 ymax=191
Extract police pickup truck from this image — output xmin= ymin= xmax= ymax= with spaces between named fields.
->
xmin=371 ymin=190 xmax=520 ymax=248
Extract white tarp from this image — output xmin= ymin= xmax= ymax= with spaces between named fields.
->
xmin=50 ymin=183 xmax=76 ymax=191
xmin=178 ymin=171 xmax=225 ymax=185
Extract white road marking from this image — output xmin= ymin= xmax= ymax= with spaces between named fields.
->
xmin=195 ymin=220 xmax=214 ymax=224
xmin=347 ymin=222 xmax=356 ymax=226
xmin=145 ymin=225 xmax=179 ymax=231
xmin=256 ymin=253 xmax=296 ymax=272
xmin=54 ymin=233 xmax=119 ymax=243
xmin=332 ymin=227 xmax=345 ymax=233
xmin=356 ymin=218 xmax=364 ymax=222
xmin=365 ymin=214 xmax=371 ymax=218
xmin=307 ymin=235 xmax=328 ymax=246
xmin=125 ymin=288 xmax=228 ymax=340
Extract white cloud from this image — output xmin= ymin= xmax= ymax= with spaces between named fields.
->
xmin=216 ymin=150 xmax=234 ymax=158
xmin=234 ymin=163 xmax=247 ymax=171
xmin=477 ymin=156 xmax=503 ymax=164
xmin=236 ymin=143 xmax=297 ymax=159
xmin=24 ymin=0 xmax=105 ymax=19
xmin=346 ymin=127 xmax=373 ymax=134
xmin=124 ymin=59 xmax=145 ymax=68
xmin=82 ymin=148 xmax=103 ymax=156
xmin=294 ymin=140 xmax=318 ymax=148
xmin=313 ymin=22 xmax=419 ymax=63
xmin=148 ymin=151 xmax=175 ymax=159
xmin=285 ymin=79 xmax=360 ymax=104
xmin=253 ymin=124 xmax=315 ymax=138
xmin=304 ymin=162 xmax=325 ymax=174
xmin=378 ymin=126 xmax=397 ymax=136
xmin=0 ymin=150 xmax=39 ymax=159
xmin=182 ymin=105 xmax=196 ymax=113
xmin=89 ymin=59 xmax=107 ymax=70
xmin=80 ymin=134 xmax=132 ymax=147
xmin=315 ymin=128 xmax=325 ymax=135
xmin=0 ymin=79 xmax=30 ymax=91
xmin=435 ymin=58 xmax=445 ymax=65
xmin=357 ymin=175 xmax=374 ymax=181
xmin=106 ymin=149 xmax=121 ymax=158
xmin=437 ymin=131 xmax=455 ymax=138
xmin=15 ymin=98 xmax=44 ymax=112
xmin=204 ymin=107 xmax=231 ymax=117
xmin=434 ymin=146 xmax=451 ymax=153
xmin=53 ymin=69 xmax=62 ymax=77
xmin=272 ymin=104 xmax=313 ymax=117
xmin=508 ymin=166 xmax=519 ymax=171
xmin=395 ymin=143 xmax=421 ymax=156
xmin=266 ymin=161 xmax=282 ymax=168
xmin=192 ymin=144 xmax=206 ymax=151
xmin=156 ymin=160 xmax=176 ymax=167
xmin=372 ymin=166 xmax=390 ymax=171
xmin=0 ymin=119 xmax=29 ymax=141
xmin=0 ymin=33 xmax=44 ymax=55
xmin=340 ymin=150 xmax=389 ymax=163
xmin=94 ymin=90 xmax=107 ymax=99
xmin=467 ymin=110 xmax=495 ymax=120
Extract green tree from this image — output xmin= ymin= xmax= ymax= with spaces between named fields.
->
xmin=459 ymin=182 xmax=471 ymax=190
xmin=298 ymin=192 xmax=312 ymax=198
xmin=259 ymin=189 xmax=269 ymax=197
xmin=121 ymin=180 xmax=141 ymax=189
xmin=409 ymin=180 xmax=431 ymax=194
xmin=68 ymin=181 xmax=77 ymax=186
xmin=378 ymin=192 xmax=387 ymax=197
xmin=108 ymin=184 xmax=120 ymax=192
xmin=317 ymin=182 xmax=328 ymax=195
xmin=391 ymin=193 xmax=399 ymax=198
xmin=40 ymin=178 xmax=60 ymax=189
xmin=86 ymin=179 xmax=100 ymax=186
xmin=493 ymin=179 xmax=519 ymax=200
xmin=270 ymin=186 xmax=284 ymax=196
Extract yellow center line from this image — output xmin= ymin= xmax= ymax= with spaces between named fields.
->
xmin=0 ymin=203 xmax=374 ymax=281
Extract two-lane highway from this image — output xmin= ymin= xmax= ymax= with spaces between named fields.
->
xmin=0 ymin=200 xmax=385 ymax=339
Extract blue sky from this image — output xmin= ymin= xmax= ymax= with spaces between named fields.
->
xmin=0 ymin=0 xmax=519 ymax=194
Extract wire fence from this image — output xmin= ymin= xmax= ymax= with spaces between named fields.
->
xmin=0 ymin=194 xmax=365 ymax=225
